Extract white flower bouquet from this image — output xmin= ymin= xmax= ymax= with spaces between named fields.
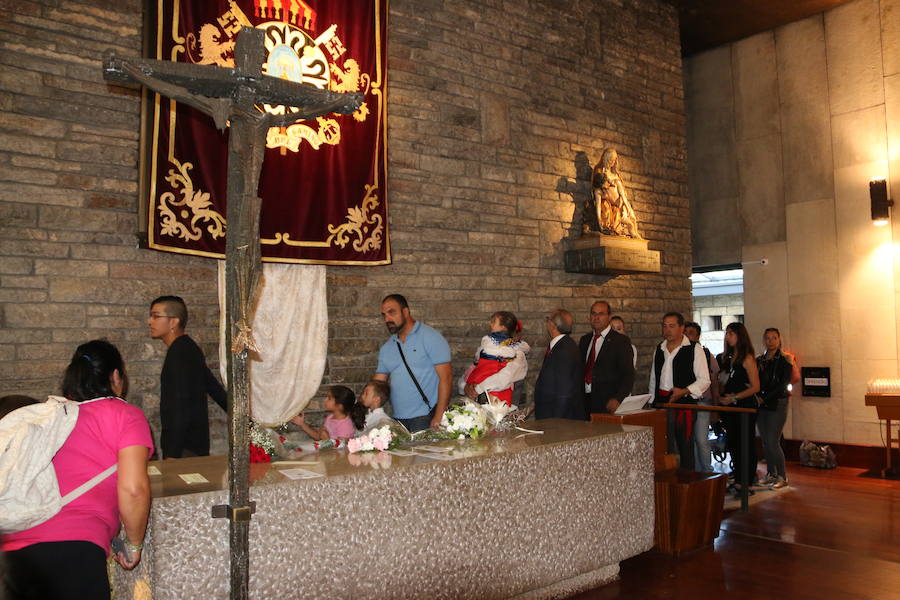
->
xmin=440 ymin=401 xmax=488 ymax=439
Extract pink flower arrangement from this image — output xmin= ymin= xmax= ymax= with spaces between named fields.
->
xmin=347 ymin=425 xmax=395 ymax=453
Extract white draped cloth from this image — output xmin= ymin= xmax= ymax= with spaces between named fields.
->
xmin=218 ymin=262 xmax=328 ymax=426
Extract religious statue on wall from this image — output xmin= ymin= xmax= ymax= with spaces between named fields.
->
xmin=566 ymin=147 xmax=659 ymax=275
xmin=586 ymin=148 xmax=642 ymax=239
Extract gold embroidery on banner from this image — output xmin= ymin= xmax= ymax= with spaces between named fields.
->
xmin=329 ymin=58 xmax=371 ymax=122
xmin=150 ymin=0 xmax=388 ymax=262
xmin=259 ymin=185 xmax=382 ymax=251
xmin=325 ymin=184 xmax=383 ymax=252
xmin=260 ymin=232 xmax=329 ymax=248
xmin=157 ymin=158 xmax=226 ymax=242
xmin=265 ymin=116 xmax=340 ymax=151
xmin=187 ymin=24 xmax=236 ymax=66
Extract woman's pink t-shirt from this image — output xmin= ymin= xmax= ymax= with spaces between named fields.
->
xmin=2 ymin=397 xmax=154 ymax=555
xmin=324 ymin=414 xmax=356 ymax=439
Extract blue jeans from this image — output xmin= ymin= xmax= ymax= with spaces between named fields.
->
xmin=397 ymin=414 xmax=432 ymax=433
xmin=757 ymin=397 xmax=788 ymax=478
xmin=693 ymin=399 xmax=712 ymax=472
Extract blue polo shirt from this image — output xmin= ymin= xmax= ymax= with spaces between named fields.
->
xmin=376 ymin=320 xmax=451 ymax=419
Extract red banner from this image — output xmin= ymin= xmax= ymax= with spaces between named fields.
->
xmin=146 ymin=0 xmax=389 ymax=265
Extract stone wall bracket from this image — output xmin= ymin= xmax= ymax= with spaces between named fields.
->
xmin=565 ymin=233 xmax=661 ymax=275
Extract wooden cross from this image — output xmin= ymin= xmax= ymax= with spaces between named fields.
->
xmin=103 ymin=27 xmax=361 ymax=600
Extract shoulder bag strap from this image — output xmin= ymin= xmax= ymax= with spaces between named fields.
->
xmin=395 ymin=341 xmax=433 ymax=411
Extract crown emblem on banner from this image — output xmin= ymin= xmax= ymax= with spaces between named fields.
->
xmin=185 ymin=1 xmax=371 ymax=153
xmin=253 ymin=0 xmax=317 ymax=31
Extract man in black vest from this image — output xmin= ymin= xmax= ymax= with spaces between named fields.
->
xmin=534 ymin=309 xmax=584 ymax=420
xmin=648 ymin=312 xmax=711 ymax=470
xmin=579 ymin=301 xmax=636 ymax=416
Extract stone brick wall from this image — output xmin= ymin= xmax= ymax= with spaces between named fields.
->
xmin=0 ymin=0 xmax=691 ymax=453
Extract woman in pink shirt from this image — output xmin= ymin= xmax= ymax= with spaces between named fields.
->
xmin=2 ymin=340 xmax=154 ymax=600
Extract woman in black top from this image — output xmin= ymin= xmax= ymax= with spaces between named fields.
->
xmin=757 ymin=328 xmax=794 ymax=489
xmin=719 ymin=322 xmax=761 ymax=494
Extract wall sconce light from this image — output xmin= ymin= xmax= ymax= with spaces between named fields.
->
xmin=870 ymin=177 xmax=892 ymax=226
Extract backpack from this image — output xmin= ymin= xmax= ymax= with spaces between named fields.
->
xmin=0 ymin=396 xmax=117 ymax=532
xmin=799 ymin=440 xmax=837 ymax=469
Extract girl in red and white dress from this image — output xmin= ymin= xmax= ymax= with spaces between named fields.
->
xmin=460 ymin=311 xmax=529 ymax=407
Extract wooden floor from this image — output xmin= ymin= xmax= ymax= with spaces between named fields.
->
xmin=573 ymin=462 xmax=900 ymax=599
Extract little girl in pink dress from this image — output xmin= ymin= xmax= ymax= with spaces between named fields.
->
xmin=292 ymin=385 xmax=366 ymax=441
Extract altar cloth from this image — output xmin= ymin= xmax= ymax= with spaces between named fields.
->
xmin=112 ymin=419 xmax=654 ymax=599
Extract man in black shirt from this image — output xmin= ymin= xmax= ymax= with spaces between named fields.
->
xmin=148 ymin=295 xmax=226 ymax=458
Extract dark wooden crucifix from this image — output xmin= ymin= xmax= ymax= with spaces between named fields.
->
xmin=103 ymin=27 xmax=361 ymax=600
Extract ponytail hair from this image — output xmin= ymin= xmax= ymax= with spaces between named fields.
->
xmin=61 ymin=339 xmax=126 ymax=402
xmin=330 ymin=385 xmax=367 ymax=430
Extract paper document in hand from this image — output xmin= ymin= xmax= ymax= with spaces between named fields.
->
xmin=614 ymin=394 xmax=652 ymax=415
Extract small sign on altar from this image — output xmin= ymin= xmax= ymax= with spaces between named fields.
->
xmin=178 ymin=473 xmax=210 ymax=484
xmin=280 ymin=468 xmax=326 ymax=480
xmin=384 ymin=449 xmax=417 ymax=457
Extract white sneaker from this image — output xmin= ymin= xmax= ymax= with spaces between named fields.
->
xmin=761 ymin=474 xmax=777 ymax=485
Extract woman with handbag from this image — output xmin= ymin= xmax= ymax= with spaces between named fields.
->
xmin=718 ymin=322 xmax=761 ymax=496
xmin=2 ymin=340 xmax=153 ymax=600
xmin=757 ymin=328 xmax=795 ymax=489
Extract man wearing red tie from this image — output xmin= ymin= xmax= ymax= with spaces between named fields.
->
xmin=579 ymin=301 xmax=636 ymax=416
xmin=533 ymin=309 xmax=584 ymax=420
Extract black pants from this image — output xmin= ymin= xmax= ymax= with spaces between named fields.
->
xmin=3 ymin=541 xmax=109 ymax=600
xmin=667 ymin=408 xmax=695 ymax=470
xmin=723 ymin=411 xmax=758 ymax=486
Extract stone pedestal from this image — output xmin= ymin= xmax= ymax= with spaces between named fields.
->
xmin=565 ymin=233 xmax=661 ymax=275
xmin=591 ymin=409 xmax=670 ymax=471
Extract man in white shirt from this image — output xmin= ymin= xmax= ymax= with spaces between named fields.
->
xmin=648 ymin=312 xmax=711 ymax=470
xmin=579 ymin=301 xmax=635 ymax=415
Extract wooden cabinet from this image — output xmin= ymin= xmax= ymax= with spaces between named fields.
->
xmin=654 ymin=469 xmax=727 ymax=555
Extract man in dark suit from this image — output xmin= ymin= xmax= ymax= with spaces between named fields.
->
xmin=579 ymin=301 xmax=636 ymax=415
xmin=534 ymin=309 xmax=584 ymax=420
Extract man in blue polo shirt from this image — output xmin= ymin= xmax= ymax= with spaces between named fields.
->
xmin=373 ymin=294 xmax=452 ymax=432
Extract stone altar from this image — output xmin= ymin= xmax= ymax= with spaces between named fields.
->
xmin=112 ymin=419 xmax=654 ymax=599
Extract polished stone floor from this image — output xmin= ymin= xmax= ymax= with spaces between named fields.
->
xmin=572 ymin=461 xmax=900 ymax=599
